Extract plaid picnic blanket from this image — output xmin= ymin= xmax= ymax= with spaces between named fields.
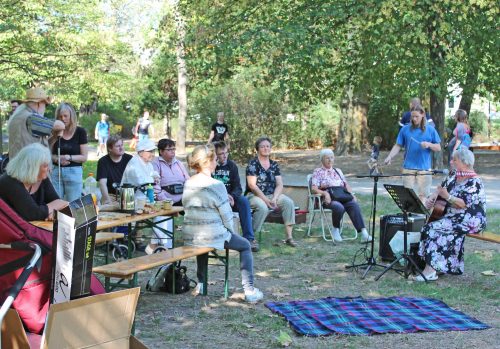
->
xmin=265 ymin=296 xmax=489 ymax=336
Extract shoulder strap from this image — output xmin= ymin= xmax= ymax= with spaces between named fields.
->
xmin=333 ymin=168 xmax=345 ymax=186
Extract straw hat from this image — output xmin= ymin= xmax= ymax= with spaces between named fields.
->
xmin=23 ymin=87 xmax=53 ymax=104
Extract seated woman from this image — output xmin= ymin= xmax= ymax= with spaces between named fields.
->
xmin=246 ymin=137 xmax=297 ymax=247
xmin=152 ymin=138 xmax=189 ymax=206
xmin=0 ymin=143 xmax=68 ymax=221
xmin=311 ymin=149 xmax=371 ymax=243
xmin=182 ymin=144 xmax=264 ymax=303
xmin=121 ymin=138 xmax=158 ymax=187
xmin=415 ymin=147 xmax=486 ymax=281
xmin=121 ymin=138 xmax=159 ymax=254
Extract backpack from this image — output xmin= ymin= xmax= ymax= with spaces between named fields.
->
xmin=146 ymin=264 xmax=195 ymax=294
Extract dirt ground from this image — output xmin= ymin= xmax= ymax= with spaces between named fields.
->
xmin=128 ymin=148 xmax=499 ymax=348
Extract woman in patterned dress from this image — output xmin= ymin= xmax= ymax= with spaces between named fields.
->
xmin=415 ymin=147 xmax=486 ymax=281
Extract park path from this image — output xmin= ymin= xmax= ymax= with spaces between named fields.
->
xmin=88 ymin=145 xmax=500 ymax=209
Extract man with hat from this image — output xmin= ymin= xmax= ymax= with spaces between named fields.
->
xmin=8 ymin=87 xmax=65 ymax=158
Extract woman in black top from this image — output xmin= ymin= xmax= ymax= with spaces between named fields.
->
xmin=49 ymin=103 xmax=88 ymax=201
xmin=0 ymin=143 xmax=68 ymax=221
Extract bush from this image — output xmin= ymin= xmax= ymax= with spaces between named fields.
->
xmin=189 ymin=68 xmax=345 ymax=159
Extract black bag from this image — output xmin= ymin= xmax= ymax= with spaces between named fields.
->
xmin=327 ymin=186 xmax=354 ymax=203
xmin=162 ymin=183 xmax=184 ymax=195
xmin=325 ymin=168 xmax=354 ymax=204
xmin=146 ymin=264 xmax=195 ymax=294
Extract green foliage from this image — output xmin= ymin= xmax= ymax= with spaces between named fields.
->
xmin=469 ymin=111 xmax=488 ymax=135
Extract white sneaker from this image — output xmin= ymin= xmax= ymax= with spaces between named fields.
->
xmin=360 ymin=228 xmax=372 ymax=243
xmin=192 ymin=283 xmax=204 ymax=296
xmin=244 ymin=287 xmax=264 ymax=303
xmin=331 ymin=227 xmax=342 ymax=242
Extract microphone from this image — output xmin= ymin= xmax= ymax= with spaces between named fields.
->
xmin=431 ymin=169 xmax=449 ymax=175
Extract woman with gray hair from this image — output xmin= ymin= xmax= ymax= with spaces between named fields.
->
xmin=311 ymin=149 xmax=371 ymax=243
xmin=0 ymin=143 xmax=68 ymax=221
xmin=415 ymin=147 xmax=486 ymax=281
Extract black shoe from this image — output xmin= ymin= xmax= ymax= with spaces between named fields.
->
xmin=251 ymin=240 xmax=260 ymax=252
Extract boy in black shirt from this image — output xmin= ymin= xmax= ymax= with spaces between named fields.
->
xmin=213 ymin=141 xmax=258 ymax=252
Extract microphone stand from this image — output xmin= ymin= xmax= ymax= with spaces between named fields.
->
xmin=57 ymin=136 xmax=62 ymax=196
xmin=345 ymin=173 xmax=395 ymax=278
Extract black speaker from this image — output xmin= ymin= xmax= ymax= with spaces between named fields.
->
xmin=379 ymin=214 xmax=426 ymax=261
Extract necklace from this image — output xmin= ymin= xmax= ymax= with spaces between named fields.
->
xmin=455 ymin=170 xmax=477 ymax=179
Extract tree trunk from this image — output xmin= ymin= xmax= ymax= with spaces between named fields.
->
xmin=172 ymin=0 xmax=187 ymax=154
xmin=336 ymin=86 xmax=369 ymax=155
xmin=163 ymin=112 xmax=171 ymax=139
xmin=430 ymin=89 xmax=445 ymax=169
xmin=458 ymin=68 xmax=479 ymax=116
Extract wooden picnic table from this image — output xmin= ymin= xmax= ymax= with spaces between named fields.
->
xmin=31 ymin=206 xmax=183 ymax=232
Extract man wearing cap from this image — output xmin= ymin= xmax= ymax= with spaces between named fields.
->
xmin=8 ymin=87 xmax=65 ymax=158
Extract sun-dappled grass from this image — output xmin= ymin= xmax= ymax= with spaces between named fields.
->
xmin=104 ymin=192 xmax=500 ymax=348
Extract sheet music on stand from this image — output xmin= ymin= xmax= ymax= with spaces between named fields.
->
xmin=374 ymin=184 xmax=429 ymax=281
xmin=384 ymin=184 xmax=429 ymax=216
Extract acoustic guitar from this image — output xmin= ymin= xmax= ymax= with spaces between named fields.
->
xmin=427 ymin=196 xmax=447 ymax=223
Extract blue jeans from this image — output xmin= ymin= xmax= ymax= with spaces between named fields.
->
xmin=324 ymin=199 xmax=365 ymax=231
xmin=233 ymin=195 xmax=255 ymax=241
xmin=51 ymin=166 xmax=83 ymax=202
xmin=196 ymin=233 xmax=254 ymax=291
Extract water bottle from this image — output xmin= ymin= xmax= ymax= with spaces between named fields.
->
xmin=146 ymin=184 xmax=155 ymax=203
xmin=84 ymin=173 xmax=101 ymax=203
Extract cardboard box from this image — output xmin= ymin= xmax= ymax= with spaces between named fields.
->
xmin=1 ymin=288 xmax=147 ymax=349
xmin=51 ymin=195 xmax=98 ymax=303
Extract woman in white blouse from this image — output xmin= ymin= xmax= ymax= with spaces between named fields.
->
xmin=311 ymin=149 xmax=371 ymax=243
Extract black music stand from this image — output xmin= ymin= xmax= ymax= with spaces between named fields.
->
xmin=345 ymin=173 xmax=392 ymax=278
xmin=374 ymin=184 xmax=429 ymax=281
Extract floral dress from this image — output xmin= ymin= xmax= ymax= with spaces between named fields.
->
xmin=418 ymin=175 xmax=487 ymax=274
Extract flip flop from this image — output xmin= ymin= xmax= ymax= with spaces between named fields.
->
xmin=412 ymin=271 xmax=438 ymax=282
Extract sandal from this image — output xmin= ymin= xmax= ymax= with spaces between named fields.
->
xmin=284 ymin=238 xmax=297 ymax=247
xmin=412 ymin=271 xmax=438 ymax=282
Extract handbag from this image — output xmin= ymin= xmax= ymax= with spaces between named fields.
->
xmin=327 ymin=186 xmax=353 ymax=203
xmin=326 ymin=168 xmax=354 ymax=203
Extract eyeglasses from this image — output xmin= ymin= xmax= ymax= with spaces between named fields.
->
xmin=163 ymin=148 xmax=176 ymax=151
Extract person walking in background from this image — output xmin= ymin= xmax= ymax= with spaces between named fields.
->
xmin=7 ymin=87 xmax=65 ymax=158
xmin=213 ymin=141 xmax=259 ymax=252
xmin=384 ymin=105 xmax=441 ymax=200
xmin=95 ymin=113 xmax=110 ymax=157
xmin=49 ymin=103 xmax=88 ymax=202
xmin=96 ymin=135 xmax=132 ymax=204
xmin=207 ymin=111 xmax=230 ymax=148
xmin=134 ymin=110 xmax=154 ymax=142
xmin=246 ymin=136 xmax=297 ymax=247
xmin=447 ymin=109 xmax=472 ymax=162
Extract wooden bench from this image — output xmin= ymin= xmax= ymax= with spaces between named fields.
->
xmin=467 ymin=232 xmax=500 ymax=244
xmin=93 ymin=246 xmax=230 ymax=297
